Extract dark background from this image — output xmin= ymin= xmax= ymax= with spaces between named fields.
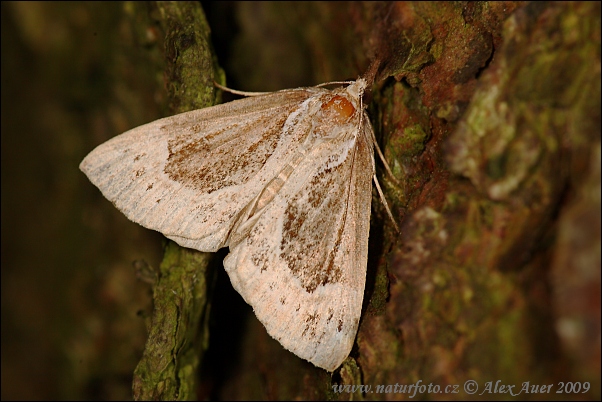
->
xmin=1 ymin=3 xmax=368 ymax=399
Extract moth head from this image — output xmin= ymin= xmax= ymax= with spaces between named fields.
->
xmin=344 ymin=78 xmax=368 ymax=101
xmin=325 ymin=78 xmax=369 ymax=117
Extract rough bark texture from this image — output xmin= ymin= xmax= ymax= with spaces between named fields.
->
xmin=130 ymin=3 xmax=221 ymax=400
xmin=1 ymin=1 xmax=599 ymax=400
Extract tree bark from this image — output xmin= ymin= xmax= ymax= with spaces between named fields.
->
xmin=1 ymin=2 xmax=598 ymax=400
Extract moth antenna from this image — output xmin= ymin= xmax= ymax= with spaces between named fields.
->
xmin=373 ymin=174 xmax=400 ymax=233
xmin=315 ymin=80 xmax=355 ymax=88
xmin=213 ymin=81 xmax=270 ymax=97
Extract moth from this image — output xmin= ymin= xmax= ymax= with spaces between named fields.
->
xmin=80 ymin=72 xmax=395 ymax=372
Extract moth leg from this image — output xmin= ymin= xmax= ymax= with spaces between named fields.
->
xmin=361 ymin=112 xmax=399 ymax=232
xmin=373 ymin=174 xmax=400 ymax=233
xmin=365 ymin=115 xmax=398 ymax=184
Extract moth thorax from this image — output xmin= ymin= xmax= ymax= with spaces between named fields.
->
xmin=320 ymin=95 xmax=356 ymax=124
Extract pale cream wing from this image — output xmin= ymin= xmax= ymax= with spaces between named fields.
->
xmin=223 ymin=119 xmax=374 ymax=371
xmin=80 ymin=88 xmax=323 ymax=252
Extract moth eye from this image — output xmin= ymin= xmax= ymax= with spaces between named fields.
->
xmin=321 ymin=95 xmax=356 ymax=123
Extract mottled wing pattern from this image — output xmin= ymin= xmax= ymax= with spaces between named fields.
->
xmin=80 ymin=88 xmax=321 ymax=252
xmin=223 ymin=91 xmax=374 ymax=371
xmin=80 ymin=78 xmax=375 ymax=372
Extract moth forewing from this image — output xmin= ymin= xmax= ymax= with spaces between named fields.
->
xmin=80 ymin=76 xmax=377 ymax=372
xmin=223 ymin=82 xmax=375 ymax=371
xmin=80 ymin=89 xmax=318 ymax=252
